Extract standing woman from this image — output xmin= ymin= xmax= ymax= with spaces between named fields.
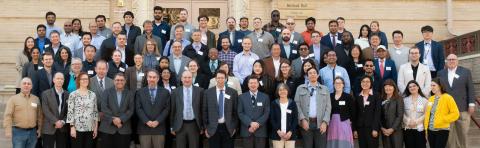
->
xmin=22 ymin=47 xmax=42 ymax=96
xmin=243 ymin=60 xmax=275 ymax=99
xmin=275 ymin=61 xmax=297 ymax=98
xmin=346 ymin=45 xmax=365 ymax=87
xmin=16 ymin=37 xmax=35 ymax=94
xmin=424 ymin=78 xmax=459 ymax=148
xmin=270 ymin=83 xmax=298 ymax=148
xmin=370 ymin=21 xmax=388 ymax=48
xmin=72 ymin=18 xmax=84 ymax=36
xmin=125 ymin=54 xmax=147 ymax=91
xmin=208 ymin=62 xmax=242 ymax=94
xmin=107 ymin=50 xmax=127 ymax=79
xmin=142 ymin=39 xmax=161 ymax=69
xmin=355 ymin=25 xmax=371 ymax=49
xmin=402 ymin=80 xmax=428 ymax=148
xmin=353 ymin=75 xmax=381 ymax=148
xmin=379 ymin=79 xmax=404 ymax=148
xmin=295 ymin=59 xmax=320 ymax=87
xmin=64 ymin=58 xmax=83 ymax=92
xmin=158 ymin=68 xmax=177 ymax=93
xmin=66 ymin=72 xmax=99 ymax=148
xmin=53 ymin=46 xmax=73 ymax=74
xmin=327 ymin=77 xmax=355 ymax=148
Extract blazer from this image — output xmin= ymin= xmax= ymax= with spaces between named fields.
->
xmin=202 ymin=87 xmax=239 ymax=136
xmin=73 ymin=47 xmax=84 ymax=60
xmin=182 ymin=43 xmax=209 ymax=62
xmin=201 ymin=59 xmax=222 ymax=80
xmin=193 ymin=73 xmax=209 ymax=89
xmin=168 ymin=55 xmax=191 ymax=81
xmin=35 ymin=37 xmax=51 ymax=52
xmin=294 ymin=84 xmax=332 ymax=127
xmin=134 ymin=34 xmax=163 ymax=54
xmin=44 ymin=44 xmax=68 ymax=62
xmin=205 ymin=30 xmax=217 ymax=50
xmin=320 ymin=32 xmax=342 ymax=50
xmin=345 ymin=60 xmax=365 ymax=88
xmin=122 ymin=24 xmax=142 ymax=50
xmin=353 ymin=93 xmax=381 ymax=131
xmin=170 ymin=86 xmax=204 ymax=132
xmin=415 ymin=40 xmax=445 ymax=71
xmin=262 ymin=56 xmax=289 ymax=79
xmin=125 ymin=66 xmax=147 ymax=91
xmin=291 ymin=57 xmax=318 ymax=79
xmin=374 ymin=58 xmax=397 ymax=84
xmin=437 ymin=66 xmax=475 ymax=112
xmin=397 ymin=63 xmax=431 ymax=96
xmin=89 ymin=75 xmax=114 ymax=111
xmin=237 ymin=91 xmax=270 ymax=138
xmin=99 ymin=37 xmax=116 ymax=61
xmin=333 ymin=44 xmax=351 ymax=68
xmin=22 ymin=62 xmax=43 ymax=96
xmin=277 ymin=31 xmax=305 ymax=46
xmin=380 ymin=97 xmax=404 ymax=132
xmin=52 ymin=61 xmax=70 ymax=75
xmin=330 ymin=92 xmax=355 ymax=122
xmin=37 ymin=68 xmax=55 ymax=97
xmin=41 ymin=88 xmax=69 ymax=135
xmin=99 ymin=88 xmax=135 ymax=135
xmin=242 ymin=75 xmax=275 ymax=99
xmin=280 ymin=43 xmax=300 ymax=61
xmin=269 ymin=99 xmax=298 ymax=140
xmin=424 ymin=94 xmax=459 ymax=130
xmin=136 ymin=87 xmax=171 ymax=135
xmin=217 ymin=30 xmax=245 ymax=53
xmin=107 ymin=61 xmax=127 ymax=79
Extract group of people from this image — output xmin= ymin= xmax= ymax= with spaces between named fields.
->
xmin=5 ymin=5 xmax=476 ymax=148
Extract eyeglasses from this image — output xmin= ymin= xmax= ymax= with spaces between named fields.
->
xmin=364 ymin=65 xmax=374 ymax=67
xmin=286 ymin=23 xmax=295 ymax=25
xmin=446 ymin=59 xmax=457 ymax=61
xmin=80 ymin=78 xmax=89 ymax=81
xmin=299 ymin=48 xmax=309 ymax=50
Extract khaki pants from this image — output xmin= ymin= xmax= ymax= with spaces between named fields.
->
xmin=447 ymin=111 xmax=470 ymax=148
xmin=272 ymin=140 xmax=295 ymax=148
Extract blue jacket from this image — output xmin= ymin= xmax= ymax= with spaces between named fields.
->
xmin=320 ymin=32 xmax=342 ymax=50
xmin=374 ymin=58 xmax=397 ymax=84
xmin=270 ymin=99 xmax=298 ymax=140
xmin=217 ymin=30 xmax=245 ymax=53
xmin=280 ymin=43 xmax=300 ymax=61
xmin=415 ymin=40 xmax=445 ymax=71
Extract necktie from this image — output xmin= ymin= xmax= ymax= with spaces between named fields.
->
xmin=99 ymin=79 xmax=104 ymax=90
xmin=219 ymin=90 xmax=224 ymax=119
xmin=380 ymin=59 xmax=385 ymax=78
xmin=117 ymin=93 xmax=122 ymax=107
xmin=58 ymin=93 xmax=62 ymax=114
xmin=150 ymin=88 xmax=155 ymax=104
xmin=251 ymin=94 xmax=256 ymax=106
xmin=310 ymin=88 xmax=315 ymax=96
xmin=332 ymin=67 xmax=336 ymax=85
xmin=210 ymin=61 xmax=216 ymax=73
xmin=332 ymin=34 xmax=337 ymax=48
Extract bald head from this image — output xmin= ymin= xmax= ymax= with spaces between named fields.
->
xmin=446 ymin=54 xmax=458 ymax=69
xmin=53 ymin=72 xmax=65 ymax=88
xmin=64 ymin=21 xmax=73 ymax=33
xmin=286 ymin=17 xmax=296 ymax=31
xmin=20 ymin=77 xmax=33 ymax=94
xmin=89 ymin=21 xmax=98 ymax=34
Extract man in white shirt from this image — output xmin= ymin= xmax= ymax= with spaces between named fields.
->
xmin=60 ymin=21 xmax=80 ymax=53
xmin=397 ymin=47 xmax=431 ymax=96
xmin=388 ymin=30 xmax=409 ymax=72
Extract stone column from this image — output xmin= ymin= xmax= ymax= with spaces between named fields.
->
xmin=230 ymin=0 xmax=248 ymax=29
xmin=132 ymin=0 xmax=152 ymax=29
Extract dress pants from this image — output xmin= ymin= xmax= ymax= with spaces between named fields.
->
xmin=139 ymin=135 xmax=165 ymax=148
xmin=208 ymin=124 xmax=233 ymax=148
xmin=447 ymin=112 xmax=470 ymax=148
xmin=42 ymin=130 xmax=68 ymax=148
xmin=357 ymin=127 xmax=379 ymax=148
xmin=301 ymin=122 xmax=327 ymax=148
xmin=71 ymin=131 xmax=93 ymax=148
xmin=403 ymin=129 xmax=426 ymax=148
xmin=428 ymin=130 xmax=449 ymax=148
xmin=175 ymin=120 xmax=200 ymax=148
xmin=100 ymin=132 xmax=130 ymax=148
xmin=242 ymin=135 xmax=266 ymax=148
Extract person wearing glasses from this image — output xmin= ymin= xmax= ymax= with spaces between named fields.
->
xmin=352 ymin=59 xmax=381 ymax=96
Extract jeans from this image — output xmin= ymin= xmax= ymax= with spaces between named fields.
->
xmin=12 ymin=127 xmax=37 ymax=148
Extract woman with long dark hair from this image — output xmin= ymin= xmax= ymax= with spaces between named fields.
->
xmin=346 ymin=44 xmax=365 ymax=87
xmin=402 ymin=80 xmax=428 ymax=148
xmin=379 ymin=79 xmax=404 ymax=148
xmin=295 ymin=59 xmax=321 ymax=87
xmin=53 ymin=46 xmax=72 ymax=74
xmin=72 ymin=18 xmax=84 ymax=36
xmin=16 ymin=37 xmax=35 ymax=93
xmin=353 ymin=75 xmax=381 ymax=148
xmin=355 ymin=24 xmax=371 ymax=49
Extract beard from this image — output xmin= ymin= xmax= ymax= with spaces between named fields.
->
xmin=154 ymin=15 xmax=161 ymax=21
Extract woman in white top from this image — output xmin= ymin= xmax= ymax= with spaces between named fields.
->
xmin=208 ymin=63 xmax=242 ymax=94
xmin=355 ymin=24 xmax=371 ymax=49
xmin=402 ymin=80 xmax=428 ymax=148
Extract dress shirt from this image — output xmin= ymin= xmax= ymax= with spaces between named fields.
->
xmin=201 ymin=31 xmax=208 ymax=45
xmin=320 ymin=65 xmax=351 ymax=93
xmin=117 ymin=47 xmax=126 ymax=63
xmin=3 ymin=93 xmax=43 ymax=134
xmin=447 ymin=67 xmax=457 ymax=87
xmin=77 ymin=34 xmax=106 ymax=51
xmin=273 ymin=58 xmax=281 ymax=77
xmin=283 ymin=43 xmax=291 ymax=58
xmin=308 ymin=83 xmax=318 ymax=117
xmin=97 ymin=76 xmax=106 ymax=90
xmin=423 ymin=41 xmax=436 ymax=71
xmin=173 ymin=55 xmax=182 ymax=74
xmin=55 ymin=88 xmax=64 ymax=114
xmin=312 ymin=44 xmax=322 ymax=63
xmin=61 ymin=33 xmax=80 ymax=53
xmin=183 ymin=86 xmax=195 ymax=120
xmin=218 ymin=49 xmax=237 ymax=70
xmin=233 ymin=51 xmax=260 ymax=83
xmin=116 ymin=91 xmax=122 ymax=107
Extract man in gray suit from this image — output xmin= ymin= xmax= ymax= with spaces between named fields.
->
xmin=99 ymin=73 xmax=135 ymax=148
xmin=277 ymin=17 xmax=305 ymax=47
xmin=292 ymin=42 xmax=318 ymax=78
xmin=134 ymin=20 xmax=163 ymax=54
xmin=237 ymin=76 xmax=270 ymax=148
xmin=89 ymin=60 xmax=114 ymax=115
xmin=41 ymin=72 xmax=69 ymax=148
xmin=170 ymin=71 xmax=204 ymax=148
xmin=136 ymin=69 xmax=171 ymax=148
xmin=203 ymin=70 xmax=239 ymax=148
xmin=438 ymin=54 xmax=475 ymax=148
xmin=73 ymin=33 xmax=92 ymax=60
xmin=168 ymin=41 xmax=191 ymax=81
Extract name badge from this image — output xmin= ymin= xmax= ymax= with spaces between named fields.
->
xmin=258 ymin=38 xmax=264 ymax=42
xmin=309 ymin=53 xmax=315 ymax=58
xmin=237 ymin=39 xmax=243 ymax=43
xmin=194 ymin=83 xmax=199 ymax=87
xmin=292 ymin=50 xmax=298 ymax=54
xmin=286 ymin=109 xmax=292 ymax=114
xmin=407 ymin=70 xmax=413 ymax=74
xmin=156 ymin=57 xmax=160 ymax=60
xmin=197 ymin=51 xmax=203 ymax=56
xmin=423 ymin=60 xmax=429 ymax=65
xmin=119 ymin=67 xmax=125 ymax=72
xmin=225 ymin=94 xmax=231 ymax=99
xmin=171 ymin=86 xmax=176 ymax=89
xmin=396 ymin=50 xmax=402 ymax=55
xmin=339 ymin=101 xmax=346 ymax=106
xmin=356 ymin=64 xmax=363 ymax=68
xmin=257 ymin=102 xmax=263 ymax=106
xmin=31 ymin=103 xmax=37 ymax=107
xmin=227 ymin=81 xmax=233 ymax=85
xmin=276 ymin=28 xmax=282 ymax=32
xmin=259 ymin=80 xmax=264 ymax=86
xmin=38 ymin=66 xmax=44 ymax=70
xmin=364 ymin=101 xmax=370 ymax=106
xmin=87 ymin=70 xmax=94 ymax=75
xmin=428 ymin=102 xmax=433 ymax=106
xmin=386 ymin=67 xmax=392 ymax=71
xmin=161 ymin=29 xmax=167 ymax=34
xmin=293 ymin=40 xmax=298 ymax=45
xmin=185 ymin=29 xmax=191 ymax=32
xmin=139 ymin=72 xmax=145 ymax=77
xmin=454 ymin=74 xmax=460 ymax=79
xmin=184 ymin=66 xmax=189 ymax=71
xmin=44 ymin=44 xmax=50 ymax=48
xmin=335 ymin=72 xmax=341 ymax=76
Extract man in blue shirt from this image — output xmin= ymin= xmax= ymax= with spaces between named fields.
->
xmin=319 ymin=50 xmax=351 ymax=94
xmin=35 ymin=24 xmax=51 ymax=53
xmin=152 ymin=6 xmax=170 ymax=50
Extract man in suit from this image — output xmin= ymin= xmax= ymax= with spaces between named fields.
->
xmin=362 ymin=33 xmax=382 ymax=60
xmin=415 ymin=25 xmax=445 ymax=78
xmin=309 ymin=31 xmax=325 ymax=68
xmin=278 ymin=17 xmax=305 ymax=46
xmin=36 ymin=52 xmax=55 ymax=97
xmin=170 ymin=71 xmax=204 ymax=148
xmin=320 ymin=20 xmax=342 ymax=50
xmin=134 ymin=20 xmax=163 ymax=55
xmin=263 ymin=43 xmax=288 ymax=78
xmin=44 ymin=30 xmax=67 ymax=60
xmin=168 ymin=41 xmax=192 ymax=81
xmin=100 ymin=22 xmax=123 ymax=62
xmin=89 ymin=60 xmax=114 ymax=114
xmin=292 ymin=42 xmax=318 ymax=79
xmin=438 ymin=54 xmax=475 ymax=148
xmin=201 ymin=48 xmax=222 ymax=80
xmin=183 ymin=30 xmax=209 ymax=62
xmin=280 ymin=29 xmax=300 ymax=61
xmin=217 ymin=17 xmax=245 ymax=53
xmin=237 ymin=76 xmax=270 ymax=148
xmin=203 ymin=70 xmax=239 ymax=148
xmin=334 ymin=31 xmax=354 ymax=68
xmin=114 ymin=33 xmax=135 ymax=67
xmin=374 ymin=45 xmax=397 ymax=85
xmin=99 ymin=73 xmax=135 ymax=148
xmin=136 ymin=69 xmax=171 ymax=148
xmin=397 ymin=47 xmax=431 ymax=95
xmin=35 ymin=24 xmax=51 ymax=54
xmin=41 ymin=72 xmax=69 ymax=148
xmin=122 ymin=11 xmax=142 ymax=51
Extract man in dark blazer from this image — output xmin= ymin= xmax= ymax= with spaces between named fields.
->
xmin=122 ymin=11 xmax=142 ymax=51
xmin=320 ymin=20 xmax=342 ymax=50
xmin=292 ymin=43 xmax=319 ymax=79
xmin=183 ymin=30 xmax=209 ymax=62
xmin=89 ymin=61 xmax=114 ymax=113
xmin=41 ymin=72 xmax=69 ymax=148
xmin=374 ymin=46 xmax=397 ymax=85
xmin=44 ymin=30 xmax=68 ymax=61
xmin=415 ymin=25 xmax=445 ymax=77
xmin=168 ymin=41 xmax=192 ymax=81
xmin=99 ymin=73 xmax=135 ymax=148
xmin=334 ymin=31 xmax=354 ymax=68
xmin=438 ymin=54 xmax=475 ymax=148
xmin=136 ymin=70 xmax=171 ymax=148
xmin=99 ymin=22 xmax=123 ymax=62
xmin=237 ymin=76 xmax=270 ymax=148
xmin=201 ymin=48 xmax=222 ymax=80
xmin=133 ymin=20 xmax=163 ymax=54
xmin=280 ymin=29 xmax=300 ymax=61
xmin=217 ymin=17 xmax=245 ymax=53
xmin=37 ymin=52 xmax=56 ymax=97
xmin=203 ymin=70 xmax=239 ymax=148
xmin=263 ymin=43 xmax=288 ymax=79
xmin=170 ymin=71 xmax=204 ymax=148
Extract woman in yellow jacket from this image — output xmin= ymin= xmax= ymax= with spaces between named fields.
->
xmin=424 ymin=78 xmax=460 ymax=148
